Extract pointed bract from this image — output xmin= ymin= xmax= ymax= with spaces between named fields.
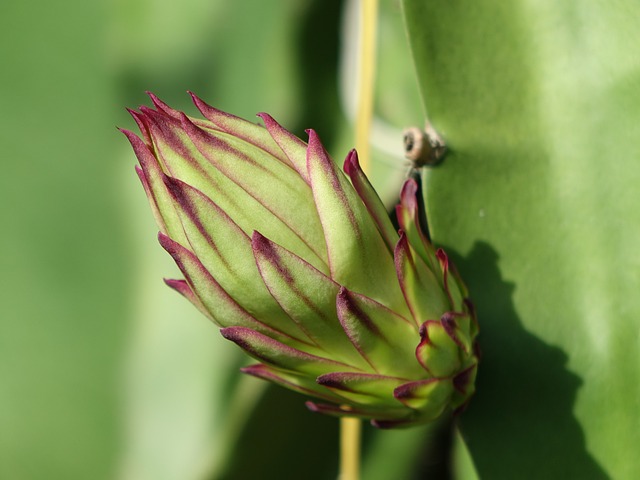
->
xmin=241 ymin=364 xmax=348 ymax=403
xmin=336 ymin=287 xmax=423 ymax=378
xmin=316 ymin=372 xmax=406 ymax=407
xmin=307 ymin=130 xmax=410 ymax=318
xmin=394 ymin=378 xmax=454 ymax=419
xmin=252 ymin=232 xmax=369 ymax=369
xmin=395 ymin=232 xmax=450 ymax=324
xmin=415 ymin=320 xmax=462 ymax=377
xmin=163 ymin=278 xmax=212 ymax=320
xmin=396 ymin=178 xmax=440 ymax=273
xmin=343 ymin=149 xmax=399 ymax=252
xmin=190 ymin=92 xmax=292 ymax=164
xmin=163 ymin=176 xmax=312 ymax=341
xmin=124 ymin=128 xmax=188 ymax=245
xmin=158 ymin=233 xmax=312 ymax=349
xmin=220 ymin=327 xmax=352 ymax=376
xmin=257 ymin=112 xmax=310 ymax=182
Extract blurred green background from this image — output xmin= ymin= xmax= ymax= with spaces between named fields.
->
xmin=0 ymin=1 xmax=420 ymax=478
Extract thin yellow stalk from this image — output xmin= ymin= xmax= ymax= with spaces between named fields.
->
xmin=339 ymin=1 xmax=378 ymax=479
xmin=354 ymin=0 xmax=378 ymax=175
xmin=339 ymin=416 xmax=362 ymax=480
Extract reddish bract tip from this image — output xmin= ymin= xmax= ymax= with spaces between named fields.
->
xmin=400 ymin=178 xmax=419 ymax=211
xmin=393 ymin=230 xmax=411 ymax=270
xmin=250 ymin=230 xmax=273 ymax=258
xmin=251 ymin=231 xmax=295 ymax=286
xmin=415 ymin=320 xmax=440 ymax=373
xmin=256 ymin=112 xmax=270 ymax=122
xmin=177 ymin=110 xmax=208 ymax=142
xmin=119 ymin=127 xmax=138 ymax=143
xmin=134 ymin=164 xmax=146 ymax=182
xmin=186 ymin=90 xmax=198 ymax=103
xmin=161 ymin=175 xmax=191 ymax=210
xmin=453 ymin=363 xmax=477 ymax=394
xmin=342 ymin=149 xmax=359 ymax=176
xmin=305 ymin=400 xmax=324 ymax=413
xmin=164 ymin=277 xmax=187 ymax=290
xmin=335 ymin=285 xmax=350 ymax=308
xmin=251 ymin=229 xmax=267 ymax=243
xmin=371 ymin=418 xmax=415 ymax=429
xmin=251 ymin=230 xmax=272 ymax=258
xmin=436 ymin=248 xmax=448 ymax=267
xmin=145 ymin=92 xmax=179 ymax=117
xmin=305 ymin=129 xmax=323 ymax=149
xmin=188 ymin=91 xmax=208 ymax=111
xmin=163 ymin=279 xmax=195 ymax=302
xmin=239 ymin=364 xmax=275 ymax=379
xmin=315 ymin=373 xmax=344 ymax=389
xmin=305 ymin=400 xmax=356 ymax=415
xmin=393 ymin=378 xmax=439 ymax=400
xmin=188 ymin=92 xmax=229 ymax=124
xmin=157 ymin=231 xmax=177 ymax=254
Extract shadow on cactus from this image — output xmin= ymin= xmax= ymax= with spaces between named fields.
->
xmin=121 ymin=93 xmax=479 ymax=428
xmin=446 ymin=241 xmax=609 ymax=478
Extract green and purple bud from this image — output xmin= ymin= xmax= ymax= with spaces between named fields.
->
xmin=122 ymin=93 xmax=479 ymax=428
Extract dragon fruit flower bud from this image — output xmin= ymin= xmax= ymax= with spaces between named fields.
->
xmin=122 ymin=93 xmax=479 ymax=428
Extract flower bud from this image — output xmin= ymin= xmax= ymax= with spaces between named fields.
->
xmin=122 ymin=93 xmax=479 ymax=428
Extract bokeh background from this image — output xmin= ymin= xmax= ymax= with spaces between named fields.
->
xmin=1 ymin=1 xmax=425 ymax=478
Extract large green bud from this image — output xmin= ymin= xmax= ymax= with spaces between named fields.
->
xmin=122 ymin=93 xmax=479 ymax=428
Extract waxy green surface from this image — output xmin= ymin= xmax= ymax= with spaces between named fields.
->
xmin=403 ymin=1 xmax=640 ymax=478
